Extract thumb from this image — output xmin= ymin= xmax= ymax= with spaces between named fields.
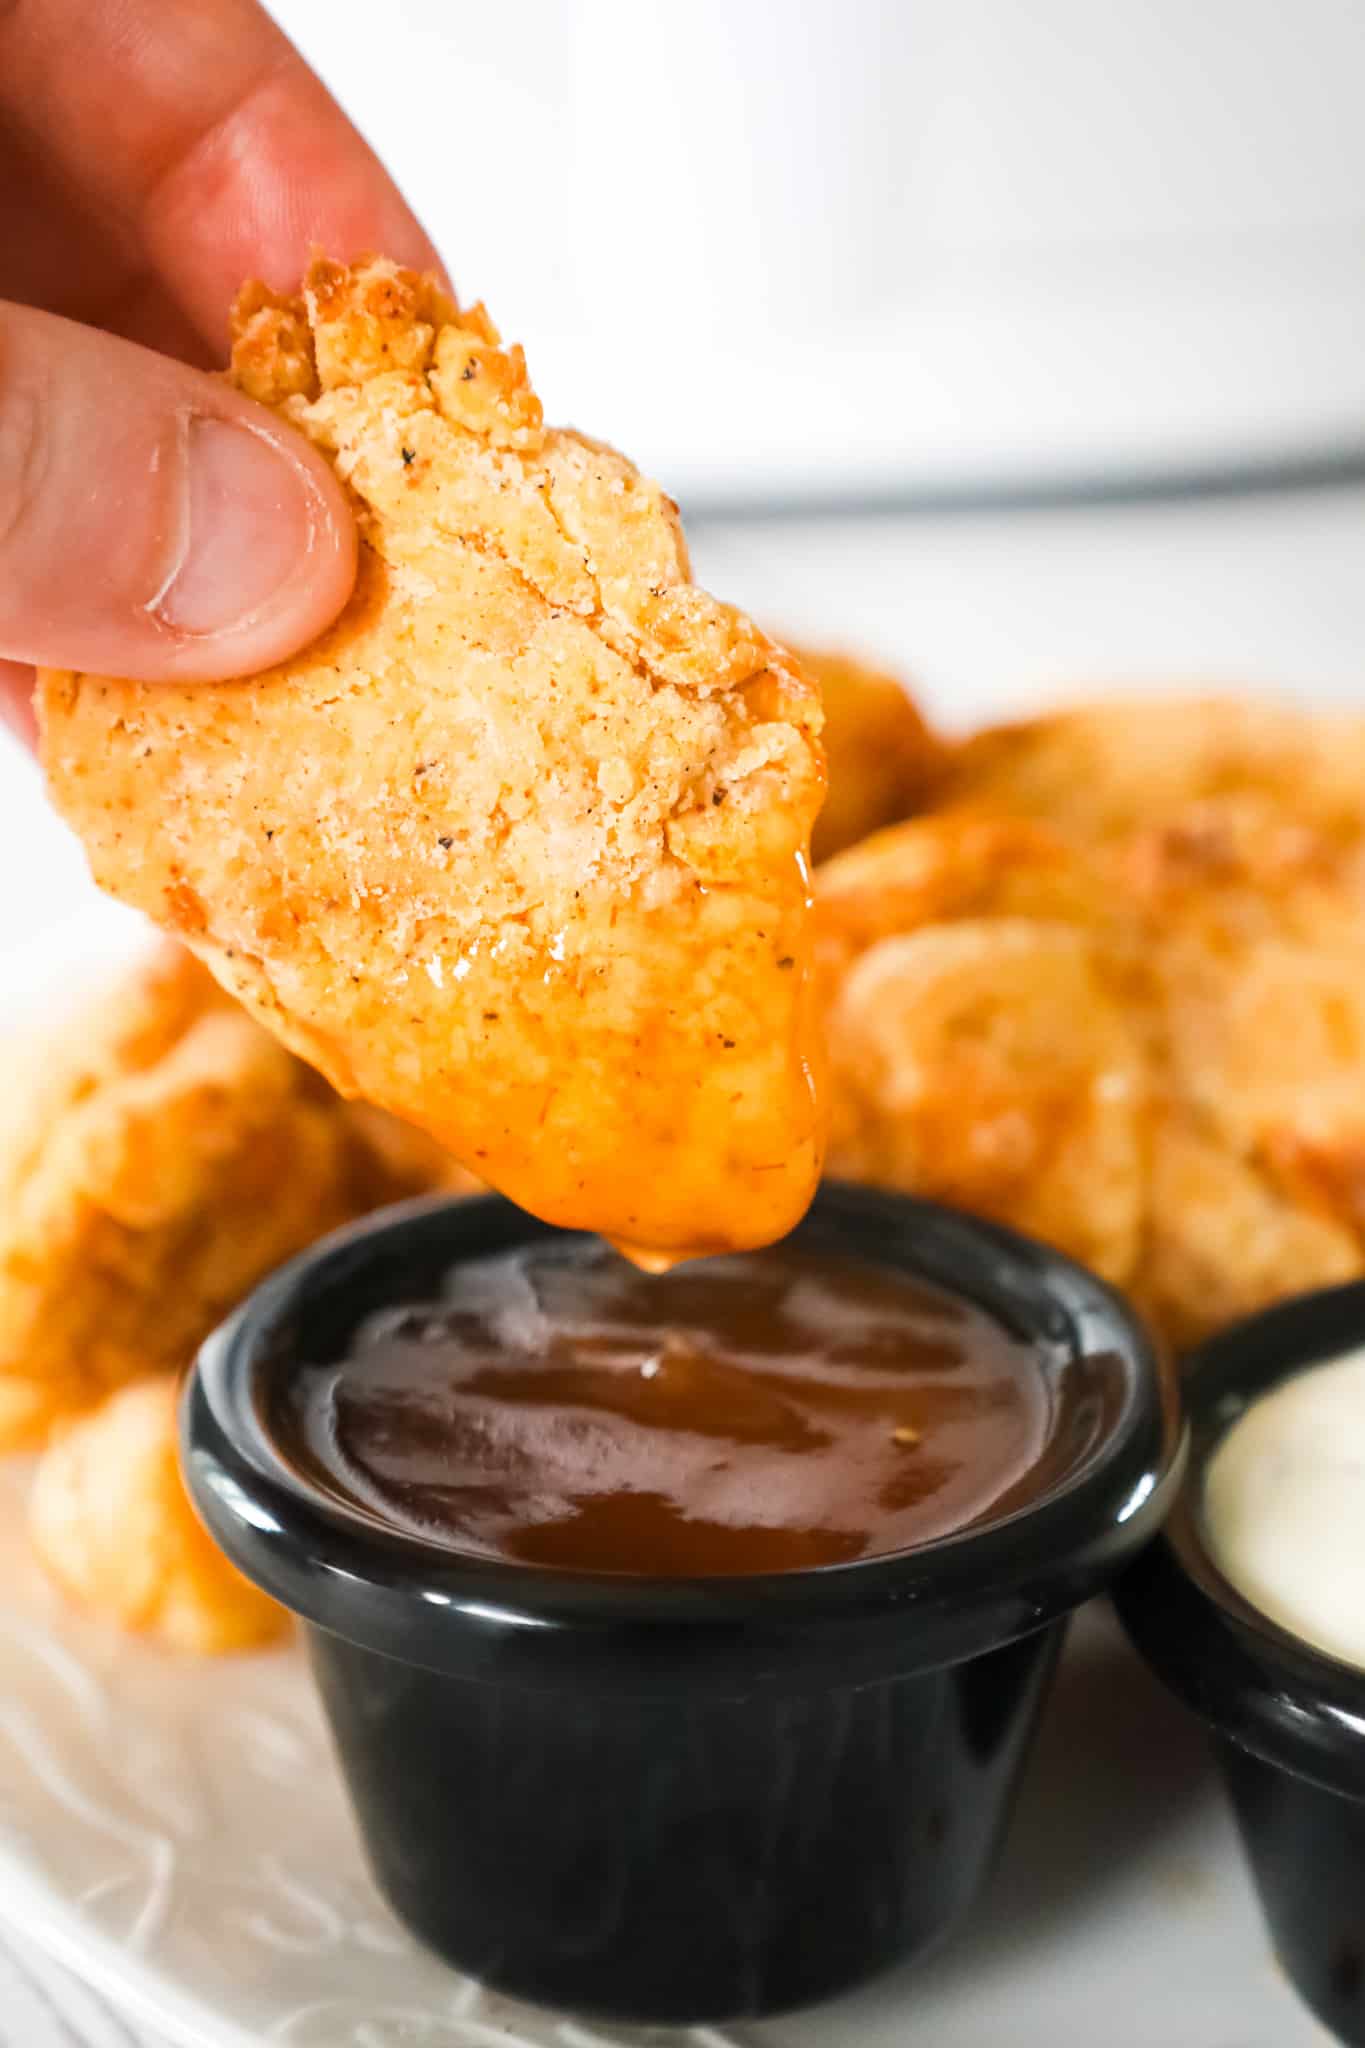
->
xmin=0 ymin=301 xmax=356 ymax=684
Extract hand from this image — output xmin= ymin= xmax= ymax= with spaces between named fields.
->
xmin=0 ymin=0 xmax=442 ymax=744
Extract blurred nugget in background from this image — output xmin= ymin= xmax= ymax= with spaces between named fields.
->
xmin=0 ymin=942 xmax=471 ymax=1649
xmin=818 ymin=694 xmax=1365 ymax=1350
xmin=795 ymin=643 xmax=945 ymax=863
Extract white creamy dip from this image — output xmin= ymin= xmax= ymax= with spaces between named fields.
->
xmin=1203 ymin=1347 xmax=1365 ymax=1672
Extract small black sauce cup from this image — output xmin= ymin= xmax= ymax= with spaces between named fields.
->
xmin=1115 ymin=1281 xmax=1365 ymax=2048
xmin=183 ymin=1184 xmax=1182 ymax=2025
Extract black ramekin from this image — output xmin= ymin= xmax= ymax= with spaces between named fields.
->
xmin=183 ymin=1183 xmax=1182 ymax=2025
xmin=1115 ymin=1281 xmax=1365 ymax=2048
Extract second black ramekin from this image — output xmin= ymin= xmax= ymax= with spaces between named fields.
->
xmin=1116 ymin=1280 xmax=1365 ymax=2048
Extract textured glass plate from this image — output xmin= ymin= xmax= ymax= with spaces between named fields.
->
xmin=0 ymin=928 xmax=1326 ymax=2047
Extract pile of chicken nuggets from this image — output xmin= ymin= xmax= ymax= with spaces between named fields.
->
xmin=10 ymin=671 xmax=1365 ymax=1652
xmin=1 ymin=944 xmax=473 ymax=1650
xmin=819 ymin=686 xmax=1365 ymax=1349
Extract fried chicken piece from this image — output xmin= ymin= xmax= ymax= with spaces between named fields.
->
xmin=39 ymin=257 xmax=826 ymax=1263
xmin=815 ymin=813 xmax=1142 ymax=1280
xmin=342 ymin=1100 xmax=481 ymax=1203
xmin=815 ymin=810 xmax=1113 ymax=978
xmin=30 ymin=1377 xmax=286 ymax=1653
xmin=825 ymin=920 xmax=1145 ymax=1283
xmin=1110 ymin=791 xmax=1365 ymax=960
xmin=943 ymin=697 xmax=1365 ymax=845
xmin=816 ymin=698 xmax=1365 ymax=1346
xmin=792 ymin=644 xmax=943 ymax=863
xmin=1152 ymin=930 xmax=1365 ymax=1239
xmin=0 ymin=945 xmax=461 ymax=1450
xmin=1133 ymin=1115 xmax=1359 ymax=1351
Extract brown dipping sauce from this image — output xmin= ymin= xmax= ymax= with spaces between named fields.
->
xmin=279 ymin=1242 xmax=1054 ymax=1576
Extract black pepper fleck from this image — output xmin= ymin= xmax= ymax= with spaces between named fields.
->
xmin=777 ymin=955 xmax=795 ymax=969
xmin=400 ymin=447 xmax=416 ymax=467
xmin=438 ymin=835 xmax=453 ymax=850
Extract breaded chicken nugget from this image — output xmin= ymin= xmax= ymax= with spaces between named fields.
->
xmin=0 ymin=946 xmax=459 ymax=1449
xmin=30 ymin=1377 xmax=285 ymax=1653
xmin=341 ymin=1099 xmax=481 ymax=1203
xmin=793 ymin=645 xmax=943 ymax=863
xmin=816 ymin=810 xmax=1112 ymax=976
xmin=944 ymin=697 xmax=1365 ymax=844
xmin=39 ymin=258 xmax=825 ymax=1263
xmin=1112 ymin=792 xmax=1365 ymax=956
xmin=817 ymin=696 xmax=1365 ymax=1346
xmin=0 ymin=944 xmax=212 ymax=1208
xmin=1155 ymin=933 xmax=1365 ymax=1238
xmin=825 ymin=920 xmax=1145 ymax=1282
xmin=1133 ymin=1115 xmax=1359 ymax=1351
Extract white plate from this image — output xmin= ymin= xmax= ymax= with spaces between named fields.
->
xmin=0 ymin=1493 xmax=1327 ymax=2048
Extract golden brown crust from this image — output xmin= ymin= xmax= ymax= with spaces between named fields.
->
xmin=818 ymin=700 xmax=1365 ymax=1345
xmin=824 ymin=918 xmax=1145 ymax=1283
xmin=795 ymin=645 xmax=944 ymax=863
xmin=40 ymin=256 xmax=825 ymax=1260
xmin=942 ymin=696 xmax=1365 ymax=845
xmin=1132 ymin=1114 xmax=1359 ymax=1352
xmin=816 ymin=811 xmax=1113 ymax=977
xmin=0 ymin=945 xmax=464 ymax=1450
xmin=29 ymin=1377 xmax=287 ymax=1653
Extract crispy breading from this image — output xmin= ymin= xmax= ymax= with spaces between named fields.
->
xmin=825 ymin=920 xmax=1145 ymax=1282
xmin=816 ymin=810 xmax=1113 ymax=976
xmin=39 ymin=256 xmax=826 ymax=1262
xmin=818 ymin=702 xmax=1365 ymax=1342
xmin=944 ymin=697 xmax=1365 ymax=844
xmin=1110 ymin=792 xmax=1365 ymax=956
xmin=341 ymin=1098 xmax=481 ymax=1203
xmin=0 ymin=945 xmax=464 ymax=1450
xmin=29 ymin=1377 xmax=286 ymax=1653
xmin=1153 ymin=932 xmax=1365 ymax=1237
xmin=792 ymin=645 xmax=943 ymax=863
xmin=1133 ymin=1115 xmax=1359 ymax=1351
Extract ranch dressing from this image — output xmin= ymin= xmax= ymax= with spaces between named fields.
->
xmin=1204 ymin=1348 xmax=1365 ymax=1672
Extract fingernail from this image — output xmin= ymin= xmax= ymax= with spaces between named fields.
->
xmin=154 ymin=417 xmax=320 ymax=637
xmin=0 ymin=660 xmax=37 ymax=750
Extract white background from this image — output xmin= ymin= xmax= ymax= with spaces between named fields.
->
xmin=262 ymin=0 xmax=1365 ymax=500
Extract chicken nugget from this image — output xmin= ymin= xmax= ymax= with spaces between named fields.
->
xmin=791 ymin=645 xmax=942 ymax=863
xmin=825 ymin=920 xmax=1145 ymax=1282
xmin=1112 ymin=791 xmax=1365 ymax=956
xmin=0 ymin=946 xmax=455 ymax=1450
xmin=1155 ymin=932 xmax=1365 ymax=1239
xmin=1134 ymin=1115 xmax=1360 ymax=1351
xmin=341 ymin=1100 xmax=482 ymax=1205
xmin=0 ymin=942 xmax=214 ymax=1208
xmin=39 ymin=257 xmax=826 ymax=1263
xmin=945 ymin=697 xmax=1365 ymax=844
xmin=814 ymin=810 xmax=1115 ymax=1004
xmin=30 ymin=1377 xmax=285 ymax=1653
